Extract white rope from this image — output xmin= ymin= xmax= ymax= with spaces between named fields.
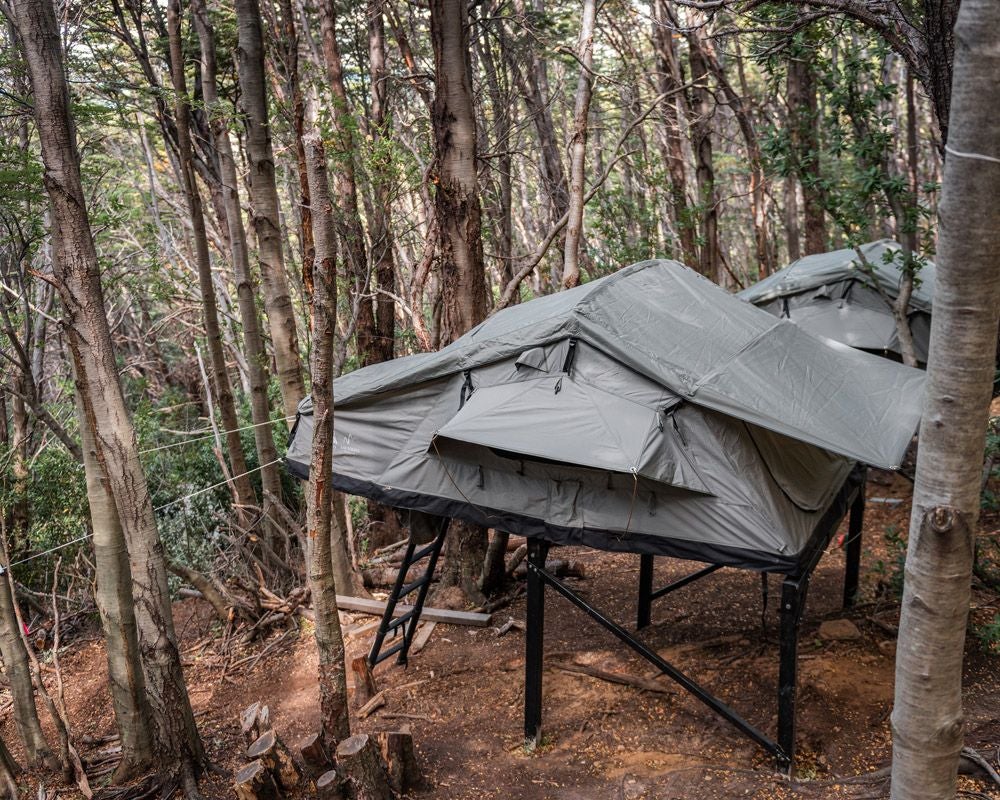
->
xmin=0 ymin=457 xmax=285 ymax=574
xmin=945 ymin=145 xmax=1000 ymax=165
xmin=139 ymin=417 xmax=295 ymax=454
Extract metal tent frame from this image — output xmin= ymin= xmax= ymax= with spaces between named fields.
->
xmin=368 ymin=464 xmax=867 ymax=772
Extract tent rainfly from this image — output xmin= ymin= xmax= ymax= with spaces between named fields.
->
xmin=737 ymin=239 xmax=936 ymax=362
xmin=285 ymin=259 xmax=924 ymax=770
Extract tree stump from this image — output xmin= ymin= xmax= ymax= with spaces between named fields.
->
xmin=350 ymin=655 xmax=378 ymax=706
xmin=298 ymin=732 xmax=331 ymax=776
xmin=316 ymin=768 xmax=345 ymax=800
xmin=375 ymin=730 xmax=422 ymax=792
xmin=234 ymin=760 xmax=279 ymax=800
xmin=240 ymin=702 xmax=270 ymax=745
xmin=247 ymin=729 xmax=301 ymax=789
xmin=335 ymin=734 xmax=392 ymax=800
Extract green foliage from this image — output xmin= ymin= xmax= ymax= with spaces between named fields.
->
xmin=972 ymin=613 xmax=1000 ymax=656
xmin=870 ymin=523 xmax=907 ymax=599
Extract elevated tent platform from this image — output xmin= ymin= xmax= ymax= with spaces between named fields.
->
xmin=737 ymin=239 xmax=936 ymax=362
xmin=284 ymin=260 xmax=924 ymax=770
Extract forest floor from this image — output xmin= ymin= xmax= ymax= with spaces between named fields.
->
xmin=4 ymin=469 xmax=999 ymax=800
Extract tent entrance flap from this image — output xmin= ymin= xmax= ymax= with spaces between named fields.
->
xmin=431 ymin=375 xmax=710 ymax=493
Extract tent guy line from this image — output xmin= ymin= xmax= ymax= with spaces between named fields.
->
xmin=138 ymin=416 xmax=296 ymax=454
xmin=0 ymin=457 xmax=283 ymax=575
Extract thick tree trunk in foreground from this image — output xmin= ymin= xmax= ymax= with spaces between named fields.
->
xmin=235 ymin=0 xmax=306 ymax=420
xmin=303 ymin=133 xmax=351 ymax=751
xmin=13 ymin=0 xmax=204 ymax=788
xmin=430 ymin=0 xmax=490 ymax=603
xmin=890 ymin=3 xmax=1000 ymax=797
xmin=561 ymin=0 xmax=597 ymax=289
xmin=191 ymin=0 xmax=282 ymax=507
xmin=167 ymin=0 xmax=256 ymax=517
xmin=76 ymin=391 xmax=153 ymax=779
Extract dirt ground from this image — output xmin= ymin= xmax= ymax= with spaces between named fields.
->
xmin=4 ymin=469 xmax=999 ymax=799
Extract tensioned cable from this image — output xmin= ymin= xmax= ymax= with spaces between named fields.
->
xmin=138 ymin=417 xmax=295 ymax=455
xmin=0 ymin=457 xmax=283 ymax=574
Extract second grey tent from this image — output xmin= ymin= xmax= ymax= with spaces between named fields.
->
xmin=737 ymin=239 xmax=936 ymax=362
xmin=286 ymin=259 xmax=924 ymax=573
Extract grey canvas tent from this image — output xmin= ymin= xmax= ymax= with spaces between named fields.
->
xmin=285 ymin=259 xmax=924 ymax=769
xmin=737 ymin=239 xmax=936 ymax=362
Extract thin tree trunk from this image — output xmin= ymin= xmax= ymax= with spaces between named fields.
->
xmin=890 ymin=3 xmax=1000 ymax=797
xmin=784 ymin=175 xmax=801 ymax=262
xmin=652 ymin=0 xmax=697 ymax=267
xmin=561 ymin=0 xmax=597 ymax=289
xmin=75 ymin=389 xmax=153 ymax=780
xmin=0 ymin=534 xmax=54 ymax=770
xmin=235 ymin=0 xmax=306 ymax=419
xmin=787 ymin=51 xmax=825 ymax=255
xmin=367 ymin=0 xmax=396 ymax=362
xmin=167 ymin=0 xmax=256 ymax=517
xmin=687 ymin=42 xmax=720 ymax=281
xmin=318 ymin=0 xmax=376 ymax=368
xmin=191 ymin=0 xmax=283 ymax=506
xmin=0 ymin=734 xmax=18 ymax=800
xmin=13 ymin=0 xmax=204 ymax=789
xmin=303 ymin=133 xmax=351 ymax=751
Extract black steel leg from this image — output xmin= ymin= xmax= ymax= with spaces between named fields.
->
xmin=637 ymin=554 xmax=654 ymax=629
xmin=524 ymin=538 xmax=550 ymax=749
xmin=777 ymin=576 xmax=808 ymax=772
xmin=843 ymin=483 xmax=865 ymax=609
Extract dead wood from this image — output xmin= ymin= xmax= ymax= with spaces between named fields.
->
xmin=358 ymin=691 xmax=386 ymax=719
xmin=234 ymin=760 xmax=280 ymax=800
xmin=246 ymin=729 xmax=300 ymax=789
xmin=375 ymin=731 xmax=422 ymax=793
xmin=350 ymin=655 xmax=378 ymax=706
xmin=551 ymin=661 xmax=677 ymax=695
xmin=335 ymin=734 xmax=392 ymax=800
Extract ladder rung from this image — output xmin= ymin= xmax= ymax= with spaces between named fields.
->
xmin=373 ymin=641 xmax=404 ymax=665
xmin=411 ymin=540 xmax=441 ymax=563
xmin=399 ymin=575 xmax=430 ymax=598
xmin=387 ymin=607 xmax=418 ymax=632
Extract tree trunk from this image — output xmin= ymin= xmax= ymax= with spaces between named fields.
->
xmin=76 ymin=389 xmax=153 ymax=779
xmin=191 ymin=0 xmax=283 ymax=507
xmin=687 ymin=43 xmax=720 ymax=281
xmin=652 ymin=0 xmax=698 ymax=267
xmin=318 ymin=0 xmax=377 ymax=368
xmin=368 ymin=0 xmax=397 ymax=363
xmin=303 ymin=132 xmax=351 ymax=751
xmin=235 ymin=0 xmax=306 ymax=420
xmin=429 ymin=0 xmax=490 ymax=602
xmin=787 ymin=50 xmax=825 ymax=255
xmin=0 ymin=537 xmax=53 ymax=770
xmin=561 ymin=0 xmax=597 ymax=289
xmin=0 ymin=734 xmax=19 ymax=800
xmin=889 ymin=4 xmax=1000 ymax=798
xmin=13 ymin=0 xmax=204 ymax=788
xmin=167 ymin=0 xmax=256 ymax=518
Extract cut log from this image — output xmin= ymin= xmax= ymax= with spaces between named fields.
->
xmin=505 ymin=543 xmax=528 ymax=576
xmin=315 ymin=768 xmax=344 ymax=800
xmin=240 ymin=702 xmax=263 ymax=744
xmin=335 ymin=595 xmax=490 ymax=626
xmin=298 ymin=732 xmax=331 ymax=775
xmin=351 ymin=655 xmax=378 ymax=705
xmin=375 ymin=730 xmax=422 ymax=793
xmin=358 ymin=691 xmax=386 ymax=719
xmin=247 ymin=729 xmax=301 ymax=789
xmin=234 ymin=760 xmax=279 ymax=800
xmin=335 ymin=734 xmax=392 ymax=800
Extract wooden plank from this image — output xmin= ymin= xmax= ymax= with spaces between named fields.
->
xmin=409 ymin=622 xmax=437 ymax=655
xmin=335 ymin=595 xmax=491 ymax=627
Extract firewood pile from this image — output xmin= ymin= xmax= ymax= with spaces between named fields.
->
xmin=235 ymin=703 xmax=422 ymax=800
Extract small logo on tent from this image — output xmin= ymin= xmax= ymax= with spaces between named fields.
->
xmin=333 ymin=432 xmax=361 ymax=455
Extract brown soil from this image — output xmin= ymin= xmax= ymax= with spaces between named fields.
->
xmin=3 ymin=470 xmax=998 ymax=799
